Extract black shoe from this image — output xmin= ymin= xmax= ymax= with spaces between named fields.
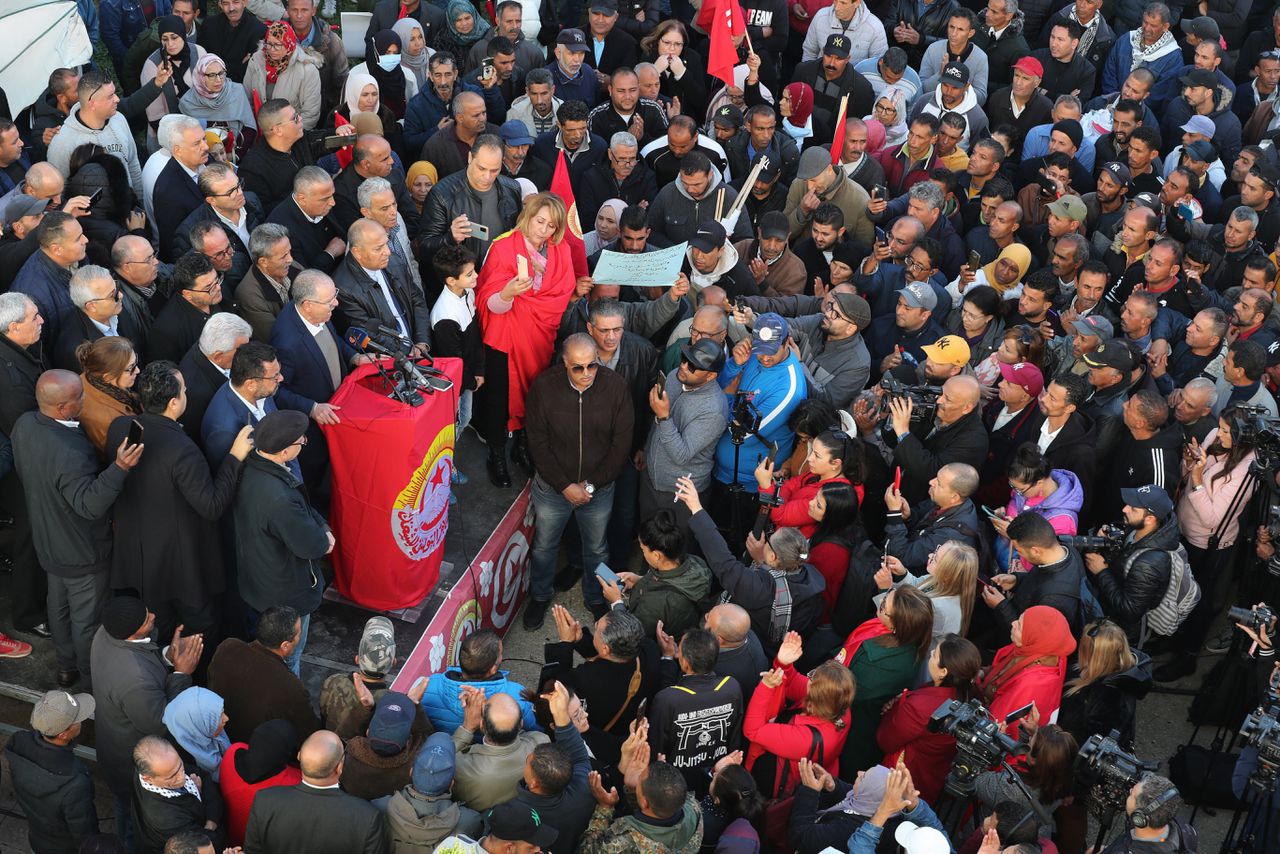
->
xmin=19 ymin=623 xmax=52 ymax=639
xmin=487 ymin=450 xmax=511 ymax=488
xmin=56 ymin=669 xmax=79 ymax=688
xmin=587 ymin=600 xmax=611 ymax=621
xmin=1153 ymin=655 xmax=1197 ymax=683
xmin=522 ymin=599 xmax=550 ymax=631
xmin=510 ymin=432 xmax=534 ymax=477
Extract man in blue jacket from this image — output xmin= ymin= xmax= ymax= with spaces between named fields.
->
xmin=420 ymin=629 xmax=539 ymax=735
xmin=1100 ymin=5 xmax=1183 ymax=112
xmin=548 ymin=29 xmax=600 ymax=108
xmin=403 ymin=55 xmax=488 ymax=154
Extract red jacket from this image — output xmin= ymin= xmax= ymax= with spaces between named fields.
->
xmin=979 ymin=660 xmax=1067 ymax=730
xmin=877 ymin=143 xmax=939 ymax=198
xmin=769 ymin=474 xmax=859 ymax=538
xmin=810 ymin=540 xmax=851 ymax=622
xmin=876 ymin=685 xmax=959 ymax=804
xmin=218 ymin=744 xmax=302 ymax=846
xmin=743 ymin=667 xmax=850 ymax=798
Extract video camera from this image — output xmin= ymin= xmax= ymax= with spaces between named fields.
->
xmin=1231 ymin=405 xmax=1280 ymax=474
xmin=1060 ymin=524 xmax=1127 ymax=564
xmin=1077 ymin=731 xmax=1158 ymax=816
xmin=1229 ymin=603 xmax=1278 ymax=636
xmin=877 ymin=375 xmax=942 ymax=423
xmin=1240 ymin=702 xmax=1280 ymax=793
xmin=929 ymin=699 xmax=1025 ymax=795
xmin=729 ymin=392 xmax=762 ymax=445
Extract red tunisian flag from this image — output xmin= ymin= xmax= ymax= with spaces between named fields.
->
xmin=830 ymin=93 xmax=849 ymax=166
xmin=552 ymin=151 xmax=588 ymax=278
xmin=707 ymin=0 xmax=747 ymax=91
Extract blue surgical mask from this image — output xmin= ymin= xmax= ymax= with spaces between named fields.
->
xmin=377 ymin=54 xmax=402 ymax=72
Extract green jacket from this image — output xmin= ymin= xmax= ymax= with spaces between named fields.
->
xmin=841 ymin=640 xmax=920 ymax=774
xmin=579 ymin=794 xmax=704 ymax=854
xmin=627 ymin=557 xmax=713 ymax=641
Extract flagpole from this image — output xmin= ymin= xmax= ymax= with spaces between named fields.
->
xmin=743 ymin=26 xmax=753 ymax=55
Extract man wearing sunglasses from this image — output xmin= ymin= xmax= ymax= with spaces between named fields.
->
xmin=53 ymin=266 xmax=146 ymax=373
xmin=171 ymin=164 xmax=263 ymax=285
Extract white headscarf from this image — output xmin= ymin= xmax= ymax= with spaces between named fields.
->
xmin=345 ymin=72 xmax=380 ymax=117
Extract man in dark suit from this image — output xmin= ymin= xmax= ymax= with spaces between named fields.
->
xmin=272 ymin=270 xmax=361 ymax=492
xmin=200 ymin=341 xmax=293 ymax=477
xmin=332 ymin=136 xmax=420 ymax=234
xmin=130 ymin=736 xmax=226 ymax=853
xmin=333 ymin=219 xmax=432 ymax=355
xmin=149 ymin=253 xmax=223 ymax=365
xmin=170 ymin=164 xmax=265 ymax=285
xmin=154 ymin=119 xmax=211 ymax=262
xmin=267 ymin=166 xmax=346 ymax=274
xmin=177 ymin=314 xmax=252 ymax=443
xmin=234 ymin=224 xmax=301 ymax=343
xmin=584 ymin=0 xmax=639 ymax=77
xmin=245 ymin=729 xmax=390 ymax=854
xmin=54 ymin=265 xmax=147 ymax=372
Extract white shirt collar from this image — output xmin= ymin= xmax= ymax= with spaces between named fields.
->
xmin=90 ymin=316 xmax=118 ymax=336
xmin=55 ymin=418 xmax=81 ymax=429
xmin=301 ymin=314 xmax=327 ymax=335
xmin=179 ymin=161 xmax=202 ymax=181
xmin=215 ymin=207 xmax=246 ymax=229
xmin=302 ymin=781 xmax=341 ymax=790
xmin=232 ymin=386 xmax=267 ymax=419
xmin=294 ymin=196 xmax=324 ymax=224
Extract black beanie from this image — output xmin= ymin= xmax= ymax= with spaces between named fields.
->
xmin=101 ymin=596 xmax=148 ymax=640
xmin=1052 ymin=119 xmax=1084 ymax=150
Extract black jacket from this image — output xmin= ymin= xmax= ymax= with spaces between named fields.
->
xmin=332 ymin=163 xmax=421 ymax=235
xmin=587 ymin=98 xmax=669 ymax=149
xmin=723 ymin=130 xmax=800 ymax=189
xmin=886 ymin=0 xmax=961 ymax=65
xmin=177 ymin=343 xmax=230 ymax=442
xmin=266 ymin=196 xmax=343 ymax=274
xmin=524 ymin=362 xmax=634 ymax=492
xmin=234 ymin=451 xmax=331 ymax=614
xmin=52 ymin=306 xmax=148 ymax=372
xmin=245 ymin=782 xmax=389 ymax=854
xmin=332 ymin=253 xmax=433 ymax=351
xmin=1091 ymin=514 xmax=1180 ymax=641
xmin=10 ymin=412 xmax=128 ymax=577
xmin=415 ymin=170 xmax=522 ymax=261
xmin=1029 ymin=409 xmax=1096 ymax=502
xmin=975 ymin=400 xmax=1041 ymax=509
xmin=148 ymin=298 xmax=216 ymax=366
xmin=1094 ymin=423 xmax=1185 ymax=525
xmin=171 ymin=199 xmax=265 ymax=284
xmin=419 ymin=121 xmax=503 ymax=181
xmin=239 ymin=138 xmax=319 ymax=216
xmin=132 ymin=766 xmax=225 ymax=854
xmin=1056 ymin=650 xmax=1152 ymax=749
xmin=649 ymin=671 xmax=744 ymax=794
xmin=883 ymin=409 xmax=990 ymax=508
xmin=578 ymin=158 xmax=659 ymax=228
xmin=689 ymin=509 xmax=826 ymax=654
xmin=154 ymin=157 xmax=208 ymax=262
xmin=885 ymin=499 xmax=981 ymax=573
xmin=3 ymin=730 xmax=98 ymax=854
xmin=994 ymin=546 xmax=1085 ymax=632
xmin=512 ymin=724 xmax=596 ymax=854
xmin=199 ymin=11 xmax=266 ymax=82
xmin=0 ymin=333 xmax=45 ymax=437
xmin=1029 ymin=49 xmax=1097 ymax=101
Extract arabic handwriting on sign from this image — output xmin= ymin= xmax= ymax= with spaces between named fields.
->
xmin=592 ymin=241 xmax=689 ymax=288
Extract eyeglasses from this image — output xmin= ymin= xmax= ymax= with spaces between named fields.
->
xmin=86 ymin=288 xmax=122 ymax=304
xmin=903 ymin=256 xmax=930 ymax=272
xmin=290 ymin=436 xmax=309 ymax=448
xmin=124 ymin=252 xmax=157 ymax=265
xmin=823 ymin=302 xmax=849 ymax=322
xmin=125 ymin=361 xmax=140 ymax=373
xmin=208 ymin=244 xmax=236 ymax=260
xmin=1008 ymin=479 xmax=1032 ymax=496
xmin=690 ymin=326 xmax=724 ymax=341
xmin=264 ymin=40 xmax=288 ymax=50
xmin=209 ymin=179 xmax=244 ymax=197
xmin=659 ymin=38 xmax=684 ymax=48
xmin=874 ymin=103 xmax=898 ymax=115
xmin=569 ymin=362 xmax=598 ymax=374
xmin=611 ymin=155 xmax=638 ymax=165
xmin=202 ymin=70 xmax=228 ymax=80
xmin=251 ymin=371 xmax=284 ymax=382
xmin=304 ymin=296 xmax=339 ymax=307
xmin=183 ymin=274 xmax=224 ymax=293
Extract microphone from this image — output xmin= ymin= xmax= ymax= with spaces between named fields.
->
xmin=345 ymin=327 xmax=396 ymax=357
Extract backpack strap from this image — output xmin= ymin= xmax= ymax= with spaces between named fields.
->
xmin=603 ymin=658 xmax=643 ymax=733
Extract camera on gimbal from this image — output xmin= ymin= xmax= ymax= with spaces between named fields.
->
xmin=1231 ymin=405 xmax=1280 ymax=474
xmin=877 ymin=375 xmax=942 ymax=423
xmin=1077 ymin=731 xmax=1159 ymax=816
xmin=1240 ymin=700 xmax=1280 ymax=793
xmin=1060 ymin=524 xmax=1127 ymax=564
xmin=928 ymin=699 xmax=1025 ymax=795
xmin=728 ymin=392 xmax=762 ymax=445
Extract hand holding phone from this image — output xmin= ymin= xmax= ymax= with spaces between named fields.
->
xmin=595 ymin=562 xmax=621 ymax=587
xmin=893 ymin=467 xmax=902 ymax=492
xmin=656 ymin=370 xmax=667 ymax=398
xmin=126 ymin=419 xmax=145 ymax=448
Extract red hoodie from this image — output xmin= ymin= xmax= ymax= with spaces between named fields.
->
xmin=768 ymin=474 xmax=861 ymax=537
xmin=743 ymin=665 xmax=850 ymax=798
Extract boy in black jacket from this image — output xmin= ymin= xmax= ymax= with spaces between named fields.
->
xmin=430 ymin=246 xmax=485 ymax=489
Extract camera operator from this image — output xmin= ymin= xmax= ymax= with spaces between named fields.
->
xmin=985 ymin=512 xmax=1085 ymax=633
xmin=873 ymin=373 xmax=988 ymax=507
xmin=1098 ymin=775 xmax=1193 ymax=854
xmin=1231 ymin=613 xmax=1280 ymax=854
xmin=883 ymin=462 xmax=981 ymax=573
xmin=1084 ymin=485 xmax=1183 ymax=644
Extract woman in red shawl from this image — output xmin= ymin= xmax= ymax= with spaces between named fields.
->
xmin=475 ymin=192 xmax=581 ymax=487
xmin=976 ymin=605 xmax=1077 ymax=729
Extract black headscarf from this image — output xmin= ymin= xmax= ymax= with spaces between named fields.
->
xmin=365 ymin=30 xmax=407 ymax=119
xmin=233 ymin=719 xmax=300 ymax=784
xmin=156 ymin=16 xmax=195 ymax=97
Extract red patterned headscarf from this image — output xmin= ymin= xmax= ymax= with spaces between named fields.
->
xmin=263 ymin=21 xmax=298 ymax=85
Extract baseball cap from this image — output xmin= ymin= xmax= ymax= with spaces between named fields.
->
xmin=1045 ymin=194 xmax=1087 ymax=223
xmin=823 ymin=33 xmax=851 ymax=59
xmin=940 ymin=62 xmax=970 ymax=87
xmin=1180 ymin=15 xmax=1220 ymax=41
xmin=1184 ymin=140 xmax=1216 ymax=163
xmin=751 ymin=312 xmax=789 ymax=356
xmin=1131 ymin=191 xmax=1161 ymax=211
xmin=895 ymin=820 xmax=951 ymax=854
xmin=367 ymin=691 xmax=415 ymax=756
xmin=753 ymin=152 xmax=781 ymax=183
xmin=412 ymin=732 xmax=456 ymax=795
xmin=1121 ymin=484 xmax=1175 ymax=520
xmin=1179 ymin=68 xmax=1218 ymax=90
xmin=358 ymin=616 xmax=396 ymax=677
xmin=712 ymin=103 xmax=743 ymax=130
xmin=498 ymin=119 xmax=535 ymax=147
xmin=998 ymin=361 xmax=1045 ymax=397
xmin=1070 ymin=314 xmax=1114 ymax=340
xmin=1083 ymin=339 xmax=1136 ymax=372
xmin=689 ymin=219 xmax=727 ymax=253
xmin=30 ymin=690 xmax=95 ymax=737
xmin=589 ymin=0 xmax=617 ymax=12
xmin=556 ymin=28 xmax=589 ymax=51
xmin=680 ymin=337 xmax=727 ymax=372
xmin=1012 ymin=56 xmax=1044 ymax=79
xmin=796 ymin=146 xmax=832 ymax=181
xmin=1100 ymin=161 xmax=1132 ymax=187
xmin=254 ymin=410 xmax=310 ymax=454
xmin=921 ymin=335 xmax=971 ymax=367
xmin=487 ymin=802 xmax=559 ymax=847
xmin=832 ymin=292 xmax=871 ymax=329
xmin=1180 ymin=115 xmax=1215 ymax=138
xmin=4 ymin=194 xmax=48 ymax=228
xmin=758 ymin=210 xmax=789 ymax=241
xmin=897 ymin=282 xmax=938 ymax=311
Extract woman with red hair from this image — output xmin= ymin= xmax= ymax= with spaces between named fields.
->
xmin=475 ymin=192 xmax=582 ymax=487
xmin=977 ymin=605 xmax=1078 ymax=728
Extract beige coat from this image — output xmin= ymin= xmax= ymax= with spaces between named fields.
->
xmin=242 ymin=46 xmax=324 ymax=130
xmin=449 ymin=725 xmax=548 ymax=812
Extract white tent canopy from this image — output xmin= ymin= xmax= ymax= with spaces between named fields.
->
xmin=0 ymin=0 xmax=93 ymax=115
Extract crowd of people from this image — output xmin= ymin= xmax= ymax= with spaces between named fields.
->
xmin=10 ymin=0 xmax=1280 ymax=850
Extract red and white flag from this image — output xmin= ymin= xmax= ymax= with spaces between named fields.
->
xmin=708 ymin=0 xmax=747 ymax=91
xmin=830 ymin=94 xmax=849 ymax=167
xmin=552 ymin=151 xmax=588 ymax=278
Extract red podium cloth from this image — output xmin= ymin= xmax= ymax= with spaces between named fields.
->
xmin=319 ymin=357 xmax=463 ymax=610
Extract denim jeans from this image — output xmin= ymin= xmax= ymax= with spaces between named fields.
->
xmin=456 ymin=388 xmax=474 ymax=435
xmin=530 ymin=476 xmax=615 ymax=605
xmin=282 ymin=612 xmax=310 ymax=677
